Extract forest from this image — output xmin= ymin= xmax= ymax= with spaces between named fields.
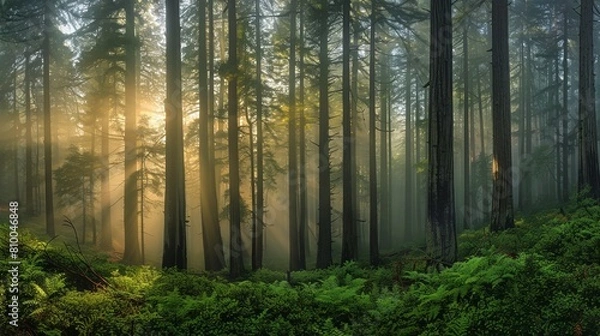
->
xmin=0 ymin=0 xmax=600 ymax=334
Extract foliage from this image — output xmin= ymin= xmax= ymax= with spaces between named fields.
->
xmin=2 ymin=202 xmax=600 ymax=335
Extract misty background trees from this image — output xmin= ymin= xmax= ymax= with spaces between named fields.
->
xmin=1 ymin=0 xmax=599 ymax=274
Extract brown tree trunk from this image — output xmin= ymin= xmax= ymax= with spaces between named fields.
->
xmin=228 ymin=0 xmax=244 ymax=277
xmin=123 ymin=0 xmax=142 ymax=264
xmin=163 ymin=0 xmax=187 ymax=270
xmin=426 ymin=0 xmax=457 ymax=266
xmin=341 ymin=0 xmax=357 ymax=263
xmin=316 ymin=0 xmax=332 ymax=269
xmin=252 ymin=0 xmax=264 ymax=270
xmin=199 ymin=0 xmax=225 ymax=271
xmin=490 ymin=0 xmax=515 ymax=231
xmin=368 ymin=0 xmax=379 ymax=266
xmin=578 ymin=0 xmax=600 ymax=199
xmin=25 ymin=53 xmax=33 ymax=217
xmin=288 ymin=0 xmax=302 ymax=271
xmin=43 ymin=1 xmax=55 ymax=236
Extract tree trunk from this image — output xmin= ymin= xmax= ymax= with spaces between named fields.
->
xmin=341 ymin=0 xmax=357 ymax=263
xmin=163 ymin=0 xmax=187 ymax=270
xmin=123 ymin=0 xmax=142 ymax=265
xmin=316 ymin=0 xmax=332 ymax=269
xmin=578 ymin=0 xmax=600 ymax=199
xmin=562 ymin=1 xmax=569 ymax=202
xmin=368 ymin=0 xmax=379 ymax=266
xmin=426 ymin=0 xmax=457 ymax=266
xmin=228 ymin=0 xmax=244 ymax=277
xmin=288 ymin=0 xmax=302 ymax=271
xmin=252 ymin=0 xmax=264 ymax=270
xmin=25 ymin=53 xmax=33 ymax=216
xmin=490 ymin=0 xmax=515 ymax=231
xmin=379 ymin=51 xmax=390 ymax=251
xmin=298 ymin=0 xmax=308 ymax=264
xmin=43 ymin=0 xmax=55 ymax=236
xmin=462 ymin=17 xmax=470 ymax=230
xmin=199 ymin=0 xmax=225 ymax=271
xmin=13 ymin=67 xmax=20 ymax=201
xmin=404 ymin=61 xmax=413 ymax=239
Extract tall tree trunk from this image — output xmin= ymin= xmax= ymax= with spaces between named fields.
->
xmin=351 ymin=8 xmax=361 ymax=253
xmin=163 ymin=0 xmax=187 ymax=270
xmin=404 ymin=61 xmax=413 ymax=239
xmin=199 ymin=0 xmax=225 ymax=271
xmin=288 ymin=0 xmax=302 ymax=271
xmin=490 ymin=0 xmax=515 ymax=231
xmin=519 ymin=39 xmax=532 ymax=209
xmin=426 ymin=0 xmax=456 ymax=266
xmin=368 ymin=0 xmax=379 ymax=265
xmin=43 ymin=0 xmax=55 ymax=236
xmin=379 ymin=51 xmax=390 ymax=250
xmin=13 ymin=67 xmax=20 ymax=201
xmin=90 ymin=126 xmax=97 ymax=245
xmin=298 ymin=0 xmax=308 ymax=264
xmin=100 ymin=78 xmax=113 ymax=250
xmin=341 ymin=0 xmax=357 ymax=263
xmin=462 ymin=17 xmax=470 ymax=230
xmin=25 ymin=53 xmax=33 ymax=216
xmin=123 ymin=0 xmax=142 ymax=264
xmin=252 ymin=0 xmax=264 ymax=270
xmin=316 ymin=0 xmax=332 ymax=269
xmin=228 ymin=0 xmax=244 ymax=277
xmin=562 ymin=1 xmax=569 ymax=202
xmin=578 ymin=0 xmax=600 ymax=199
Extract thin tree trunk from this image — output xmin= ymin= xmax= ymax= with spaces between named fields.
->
xmin=252 ymin=0 xmax=264 ymax=270
xmin=43 ymin=0 xmax=55 ymax=236
xmin=462 ymin=17 xmax=470 ymax=230
xmin=288 ymin=0 xmax=302 ymax=271
xmin=25 ymin=53 xmax=33 ymax=216
xmin=341 ymin=0 xmax=357 ymax=263
xmin=562 ymin=1 xmax=569 ymax=202
xmin=123 ymin=0 xmax=142 ymax=264
xmin=100 ymin=76 xmax=113 ymax=250
xmin=379 ymin=51 xmax=390 ymax=251
xmin=404 ymin=62 xmax=413 ymax=239
xmin=369 ymin=0 xmax=379 ymax=266
xmin=13 ymin=67 xmax=20 ymax=201
xmin=298 ymin=0 xmax=308 ymax=264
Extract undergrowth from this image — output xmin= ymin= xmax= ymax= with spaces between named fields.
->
xmin=1 ymin=200 xmax=600 ymax=335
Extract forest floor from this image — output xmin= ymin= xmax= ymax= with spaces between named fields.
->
xmin=1 ymin=199 xmax=600 ymax=335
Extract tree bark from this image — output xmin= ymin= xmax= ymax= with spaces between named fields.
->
xmin=462 ymin=17 xmax=470 ymax=230
xmin=298 ymin=0 xmax=308 ymax=265
xmin=369 ymin=0 xmax=379 ymax=266
xmin=228 ymin=0 xmax=244 ymax=277
xmin=43 ymin=0 xmax=55 ymax=236
xmin=25 ymin=53 xmax=33 ymax=217
xmin=341 ymin=0 xmax=357 ymax=263
xmin=199 ymin=0 xmax=225 ymax=271
xmin=163 ymin=0 xmax=187 ymax=270
xmin=316 ymin=0 xmax=332 ymax=269
xmin=426 ymin=0 xmax=457 ymax=265
xmin=123 ymin=0 xmax=142 ymax=265
xmin=490 ymin=0 xmax=515 ymax=231
xmin=252 ymin=0 xmax=264 ymax=271
xmin=578 ymin=0 xmax=600 ymax=199
xmin=561 ymin=1 xmax=569 ymax=202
